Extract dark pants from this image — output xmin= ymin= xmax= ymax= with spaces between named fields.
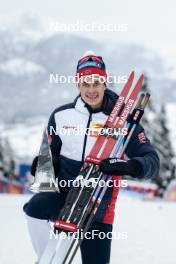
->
xmin=80 ymin=221 xmax=112 ymax=264
xmin=23 ymin=192 xmax=112 ymax=264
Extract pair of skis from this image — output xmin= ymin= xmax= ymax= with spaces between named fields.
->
xmin=39 ymin=71 xmax=149 ymax=264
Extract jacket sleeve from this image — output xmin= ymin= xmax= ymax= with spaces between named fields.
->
xmin=125 ymin=124 xmax=160 ymax=179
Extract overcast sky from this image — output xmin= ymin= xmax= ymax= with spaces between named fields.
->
xmin=0 ymin=0 xmax=175 ymax=68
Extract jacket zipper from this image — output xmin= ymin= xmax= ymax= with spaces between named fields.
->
xmin=82 ymin=112 xmax=92 ymax=163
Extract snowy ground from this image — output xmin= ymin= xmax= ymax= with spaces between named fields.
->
xmin=0 ymin=193 xmax=175 ymax=264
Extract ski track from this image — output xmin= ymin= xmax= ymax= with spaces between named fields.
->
xmin=0 ymin=193 xmax=175 ymax=264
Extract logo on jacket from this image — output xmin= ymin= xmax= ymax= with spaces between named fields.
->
xmin=89 ymin=122 xmax=104 ymax=137
xmin=63 ymin=125 xmax=77 ymax=129
xmin=138 ymin=132 xmax=147 ymax=143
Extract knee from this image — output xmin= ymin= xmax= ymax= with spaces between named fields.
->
xmin=23 ymin=193 xmax=61 ymax=220
xmin=23 ymin=194 xmax=47 ymax=219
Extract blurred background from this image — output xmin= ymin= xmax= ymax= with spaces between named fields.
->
xmin=0 ymin=0 xmax=176 ymax=263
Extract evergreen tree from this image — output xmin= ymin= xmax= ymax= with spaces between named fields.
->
xmin=134 ymin=75 xmax=175 ymax=197
xmin=152 ymin=105 xmax=175 ymax=196
xmin=0 ymin=136 xmax=15 ymax=177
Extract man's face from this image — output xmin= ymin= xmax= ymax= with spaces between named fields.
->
xmin=78 ymin=75 xmax=105 ymax=109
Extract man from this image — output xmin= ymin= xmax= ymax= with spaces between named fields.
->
xmin=23 ymin=52 xmax=159 ymax=264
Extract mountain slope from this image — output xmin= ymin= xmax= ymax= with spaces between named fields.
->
xmin=0 ymin=12 xmax=176 ymax=124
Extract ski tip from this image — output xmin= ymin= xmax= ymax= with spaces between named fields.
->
xmin=137 ymin=74 xmax=144 ymax=85
xmin=129 ymin=71 xmax=135 ymax=79
xmin=125 ymin=71 xmax=135 ymax=86
xmin=140 ymin=74 xmax=144 ymax=81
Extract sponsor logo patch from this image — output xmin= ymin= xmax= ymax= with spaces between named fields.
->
xmin=138 ymin=132 xmax=147 ymax=143
xmin=89 ymin=122 xmax=104 ymax=137
xmin=63 ymin=125 xmax=77 ymax=129
xmin=78 ymin=61 xmax=98 ymax=70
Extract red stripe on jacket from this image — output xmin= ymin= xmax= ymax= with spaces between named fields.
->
xmin=102 ymin=176 xmax=122 ymax=224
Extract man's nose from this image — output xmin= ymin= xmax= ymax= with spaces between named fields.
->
xmin=87 ymin=84 xmax=96 ymax=92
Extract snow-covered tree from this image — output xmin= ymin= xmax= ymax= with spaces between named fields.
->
xmin=0 ymin=136 xmax=15 ymax=177
xmin=135 ymin=75 xmax=175 ymax=197
xmin=152 ymin=105 xmax=175 ymax=196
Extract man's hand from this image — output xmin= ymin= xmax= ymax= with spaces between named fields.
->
xmin=99 ymin=158 xmax=143 ymax=178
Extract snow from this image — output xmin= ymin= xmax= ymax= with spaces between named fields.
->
xmin=0 ymin=193 xmax=175 ymax=264
xmin=1 ymin=119 xmax=46 ymax=162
